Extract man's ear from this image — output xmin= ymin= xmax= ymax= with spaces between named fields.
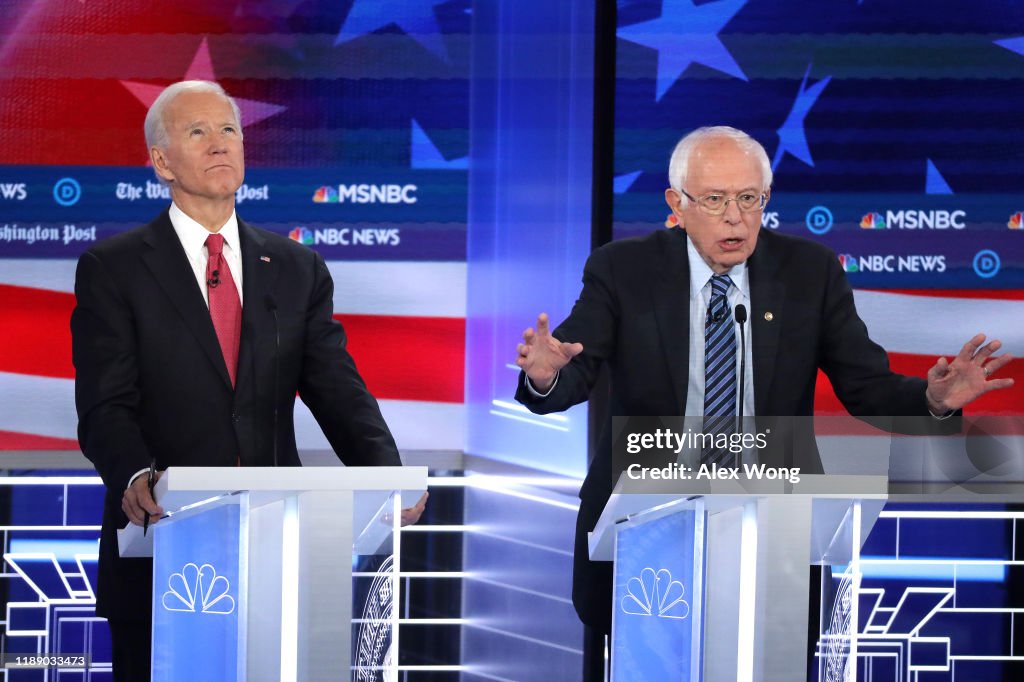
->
xmin=664 ymin=188 xmax=684 ymax=228
xmin=150 ymin=147 xmax=174 ymax=184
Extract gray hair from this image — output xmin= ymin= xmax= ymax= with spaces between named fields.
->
xmin=144 ymin=80 xmax=243 ymax=151
xmin=667 ymin=126 xmax=772 ymax=207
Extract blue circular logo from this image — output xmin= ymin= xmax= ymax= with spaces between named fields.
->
xmin=53 ymin=177 xmax=82 ymax=206
xmin=973 ymin=250 xmax=1000 ymax=279
xmin=805 ymin=205 xmax=833 ymax=234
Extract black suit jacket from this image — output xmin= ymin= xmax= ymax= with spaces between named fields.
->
xmin=516 ymin=227 xmax=930 ymax=632
xmin=72 ymin=209 xmax=401 ymax=620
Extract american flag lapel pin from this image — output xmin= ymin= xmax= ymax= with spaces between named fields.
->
xmin=260 ymin=255 xmax=271 ymax=263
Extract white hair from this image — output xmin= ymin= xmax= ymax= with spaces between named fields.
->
xmin=667 ymin=126 xmax=772 ymax=207
xmin=144 ymin=80 xmax=243 ymax=151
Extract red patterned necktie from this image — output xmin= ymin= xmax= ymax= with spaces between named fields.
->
xmin=205 ymin=233 xmax=242 ymax=387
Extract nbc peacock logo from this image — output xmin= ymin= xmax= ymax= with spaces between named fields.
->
xmin=289 ymin=227 xmax=313 ymax=245
xmin=1009 ymin=212 xmax=1022 ymax=230
xmin=838 ymin=254 xmax=859 ymax=273
xmin=860 ymin=212 xmax=886 ymax=229
xmin=312 ymin=185 xmax=338 ymax=203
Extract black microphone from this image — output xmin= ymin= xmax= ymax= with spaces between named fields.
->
xmin=266 ymin=294 xmax=280 ymax=468
xmin=207 ymin=269 xmax=220 ymax=288
xmin=734 ymin=304 xmax=748 ymax=448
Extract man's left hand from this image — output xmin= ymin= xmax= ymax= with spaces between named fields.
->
xmin=926 ymin=333 xmax=1015 ymax=413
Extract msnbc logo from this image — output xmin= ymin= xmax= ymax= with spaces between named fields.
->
xmin=312 ymin=186 xmax=338 ymax=203
xmin=289 ymin=227 xmax=313 ymax=245
xmin=838 ymin=254 xmax=859 ymax=272
xmin=860 ymin=212 xmax=886 ymax=229
xmin=1010 ymin=212 xmax=1022 ymax=230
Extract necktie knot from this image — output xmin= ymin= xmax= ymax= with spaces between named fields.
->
xmin=710 ymin=274 xmax=732 ymax=298
xmin=707 ymin=274 xmax=732 ymax=326
xmin=206 ymin=233 xmax=225 ymax=257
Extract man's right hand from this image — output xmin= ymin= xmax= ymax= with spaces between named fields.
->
xmin=515 ymin=313 xmax=584 ymax=393
xmin=122 ymin=472 xmax=164 ymax=527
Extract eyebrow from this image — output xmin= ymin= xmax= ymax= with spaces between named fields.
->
xmin=702 ymin=186 xmax=760 ymax=194
xmin=183 ymin=119 xmax=238 ymax=129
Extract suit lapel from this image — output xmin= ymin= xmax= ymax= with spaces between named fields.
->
xmin=651 ymin=229 xmax=691 ymax=414
xmin=140 ymin=211 xmax=233 ymax=390
xmin=235 ymin=221 xmax=280 ymax=394
xmin=749 ymin=234 xmax=784 ymax=415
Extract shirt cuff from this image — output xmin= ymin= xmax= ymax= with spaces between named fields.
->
xmin=525 ymin=372 xmax=559 ymax=397
xmin=126 ymin=468 xmax=150 ymax=491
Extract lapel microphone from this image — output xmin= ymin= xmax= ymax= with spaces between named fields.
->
xmin=207 ymin=269 xmax=221 ymax=288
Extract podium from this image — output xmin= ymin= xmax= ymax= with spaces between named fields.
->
xmin=590 ymin=475 xmax=890 ymax=681
xmin=119 ymin=466 xmax=427 ymax=682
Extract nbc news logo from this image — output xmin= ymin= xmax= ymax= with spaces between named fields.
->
xmin=289 ymin=227 xmax=314 ymax=245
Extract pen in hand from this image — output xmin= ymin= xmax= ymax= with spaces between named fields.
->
xmin=143 ymin=458 xmax=156 ymax=536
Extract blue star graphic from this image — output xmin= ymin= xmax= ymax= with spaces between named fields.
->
xmin=996 ymin=36 xmax=1024 ymax=57
xmin=411 ymin=119 xmax=467 ymax=170
xmin=336 ymin=0 xmax=448 ymax=61
xmin=618 ymin=0 xmax=747 ymax=101
xmin=925 ymin=159 xmax=953 ymax=195
xmin=772 ymin=64 xmax=831 ymax=171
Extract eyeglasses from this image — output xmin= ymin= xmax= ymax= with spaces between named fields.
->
xmin=679 ymin=188 xmax=768 ymax=216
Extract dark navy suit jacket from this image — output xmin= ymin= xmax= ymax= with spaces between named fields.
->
xmin=72 ymin=209 xmax=400 ymax=620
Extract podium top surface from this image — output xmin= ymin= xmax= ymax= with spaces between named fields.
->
xmin=119 ymin=466 xmax=427 ymax=557
xmin=158 ymin=465 xmax=427 ymax=493
xmin=588 ymin=474 xmax=889 ymax=561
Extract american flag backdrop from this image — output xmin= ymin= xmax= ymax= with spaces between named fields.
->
xmin=0 ymin=0 xmax=471 ymax=452
xmin=0 ymin=0 xmax=1021 ymax=458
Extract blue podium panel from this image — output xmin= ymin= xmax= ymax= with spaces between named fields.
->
xmin=152 ymin=504 xmax=242 ymax=681
xmin=612 ymin=510 xmax=704 ymax=681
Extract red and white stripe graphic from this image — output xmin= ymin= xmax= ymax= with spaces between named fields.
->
xmin=0 ymin=260 xmax=467 ymax=452
xmin=1 ymin=262 xmax=1020 ymax=453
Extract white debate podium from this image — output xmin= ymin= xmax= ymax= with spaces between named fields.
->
xmin=590 ymin=474 xmax=893 ymax=681
xmin=119 ymin=466 xmax=427 ymax=682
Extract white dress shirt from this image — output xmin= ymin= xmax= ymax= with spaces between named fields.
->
xmin=168 ymin=202 xmax=244 ymax=306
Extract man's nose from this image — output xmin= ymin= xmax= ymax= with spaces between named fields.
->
xmin=722 ymin=198 xmax=743 ymax=223
xmin=209 ymin=135 xmax=230 ymax=154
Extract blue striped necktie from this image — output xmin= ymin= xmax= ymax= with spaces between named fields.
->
xmin=703 ymin=274 xmax=736 ymax=465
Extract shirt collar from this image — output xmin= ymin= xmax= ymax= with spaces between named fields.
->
xmin=168 ymin=202 xmax=240 ymax=257
xmin=685 ymin=233 xmax=749 ymax=301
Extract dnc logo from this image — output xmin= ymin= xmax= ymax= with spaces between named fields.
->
xmin=1009 ymin=212 xmax=1022 ymax=230
xmin=289 ymin=227 xmax=313 ymax=245
xmin=860 ymin=212 xmax=886 ymax=229
xmin=312 ymin=186 xmax=338 ymax=203
xmin=838 ymin=254 xmax=859 ymax=272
